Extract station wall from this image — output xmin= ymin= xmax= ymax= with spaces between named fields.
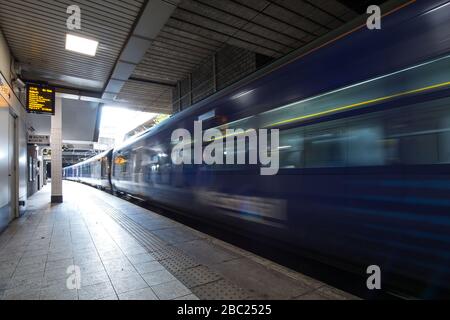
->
xmin=0 ymin=28 xmax=29 ymax=232
xmin=172 ymin=44 xmax=273 ymax=112
xmin=0 ymin=30 xmax=11 ymax=83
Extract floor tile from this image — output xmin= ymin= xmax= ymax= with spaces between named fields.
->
xmin=122 ymin=246 xmax=147 ymax=256
xmin=2 ymin=287 xmax=40 ymax=300
xmin=98 ymin=294 xmax=118 ymax=300
xmin=18 ymin=254 xmax=48 ymax=267
xmin=39 ymin=283 xmax=78 ymax=300
xmin=0 ymin=260 xmax=20 ymax=270
xmin=79 ymin=263 xmax=106 ymax=275
xmin=0 ymin=277 xmax=11 ymax=290
xmin=104 ymin=261 xmax=136 ymax=277
xmin=141 ymin=269 xmax=176 ymax=286
xmin=0 ymin=268 xmax=15 ymax=279
xmin=45 ymin=258 xmax=74 ymax=271
xmin=14 ymin=262 xmax=46 ymax=277
xmin=44 ymin=266 xmax=70 ymax=282
xmin=151 ymin=280 xmax=191 ymax=300
xmin=78 ymin=281 xmax=116 ymax=300
xmin=8 ymin=271 xmax=44 ymax=289
xmin=295 ymin=291 xmax=330 ymax=300
xmin=174 ymin=294 xmax=200 ymax=300
xmin=127 ymin=253 xmax=155 ymax=265
xmin=134 ymin=261 xmax=165 ymax=275
xmin=316 ymin=286 xmax=358 ymax=300
xmin=110 ymin=274 xmax=148 ymax=294
xmin=118 ymin=287 xmax=158 ymax=300
xmin=80 ymin=271 xmax=110 ymax=288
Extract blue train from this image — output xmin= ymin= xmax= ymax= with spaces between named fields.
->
xmin=64 ymin=0 xmax=450 ymax=298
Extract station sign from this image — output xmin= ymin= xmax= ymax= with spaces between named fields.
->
xmin=0 ymin=72 xmax=12 ymax=103
xmin=43 ymin=148 xmax=51 ymax=160
xmin=28 ymin=135 xmax=50 ymax=145
xmin=26 ymin=84 xmax=55 ymax=115
xmin=1 ymin=72 xmax=27 ymax=114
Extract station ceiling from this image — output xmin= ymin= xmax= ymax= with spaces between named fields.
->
xmin=0 ymin=0 xmax=144 ymax=92
xmin=0 ymin=0 xmax=390 ymax=115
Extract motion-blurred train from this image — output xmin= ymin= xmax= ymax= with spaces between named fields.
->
xmin=64 ymin=1 xmax=450 ymax=298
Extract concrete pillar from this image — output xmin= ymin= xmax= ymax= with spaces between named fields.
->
xmin=50 ymin=97 xmax=63 ymax=203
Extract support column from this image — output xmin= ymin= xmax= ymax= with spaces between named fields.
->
xmin=50 ymin=97 xmax=63 ymax=203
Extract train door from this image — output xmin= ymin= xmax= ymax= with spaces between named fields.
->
xmin=9 ymin=111 xmax=17 ymax=220
xmin=0 ymin=98 xmax=9 ymax=230
xmin=0 ymin=100 xmax=17 ymax=231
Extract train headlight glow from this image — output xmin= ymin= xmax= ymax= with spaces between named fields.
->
xmin=114 ymin=156 xmax=127 ymax=165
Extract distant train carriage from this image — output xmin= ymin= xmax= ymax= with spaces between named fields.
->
xmin=63 ymin=150 xmax=112 ymax=192
xmin=64 ymin=1 xmax=450 ymax=298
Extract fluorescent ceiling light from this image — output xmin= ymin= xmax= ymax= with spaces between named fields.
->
xmin=65 ymin=34 xmax=98 ymax=56
xmin=56 ymin=92 xmax=79 ymax=100
xmin=80 ymin=96 xmax=103 ymax=103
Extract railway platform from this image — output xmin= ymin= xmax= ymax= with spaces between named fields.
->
xmin=0 ymin=181 xmax=355 ymax=300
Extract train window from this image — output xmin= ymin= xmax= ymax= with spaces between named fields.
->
xmin=279 ymin=128 xmax=304 ymax=168
xmin=304 ymin=125 xmax=346 ymax=168
xmin=386 ymin=107 xmax=439 ymax=165
xmin=119 ymin=152 xmax=130 ymax=175
xmin=101 ymin=158 xmax=107 ymax=178
xmin=439 ymin=113 xmax=450 ymax=163
xmin=347 ymin=118 xmax=385 ymax=166
xmin=132 ymin=149 xmax=143 ymax=177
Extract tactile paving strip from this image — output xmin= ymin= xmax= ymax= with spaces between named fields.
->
xmin=91 ymin=198 xmax=253 ymax=300
xmin=161 ymin=255 xmax=201 ymax=273
xmin=194 ymin=279 xmax=254 ymax=300
xmin=176 ymin=266 xmax=222 ymax=288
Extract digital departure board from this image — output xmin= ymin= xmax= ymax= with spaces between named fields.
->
xmin=26 ymin=84 xmax=55 ymax=115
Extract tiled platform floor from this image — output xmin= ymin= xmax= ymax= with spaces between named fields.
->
xmin=0 ymin=181 xmax=356 ymax=300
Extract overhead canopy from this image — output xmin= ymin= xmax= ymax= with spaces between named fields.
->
xmin=0 ymin=0 xmax=392 ymax=114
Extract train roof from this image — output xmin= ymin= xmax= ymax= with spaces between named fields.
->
xmin=65 ymin=149 xmax=113 ymax=169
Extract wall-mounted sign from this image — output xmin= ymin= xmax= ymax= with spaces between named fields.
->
xmin=0 ymin=73 xmax=12 ymax=102
xmin=28 ymin=135 xmax=50 ymax=145
xmin=26 ymin=84 xmax=55 ymax=115
xmin=43 ymin=148 xmax=51 ymax=161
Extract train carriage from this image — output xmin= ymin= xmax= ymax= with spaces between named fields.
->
xmin=64 ymin=149 xmax=113 ymax=192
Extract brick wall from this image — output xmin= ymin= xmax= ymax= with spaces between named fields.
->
xmin=179 ymin=77 xmax=191 ymax=110
xmin=216 ymin=45 xmax=256 ymax=91
xmin=192 ymin=56 xmax=214 ymax=104
xmin=172 ymin=85 xmax=180 ymax=113
xmin=172 ymin=44 xmax=273 ymax=113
